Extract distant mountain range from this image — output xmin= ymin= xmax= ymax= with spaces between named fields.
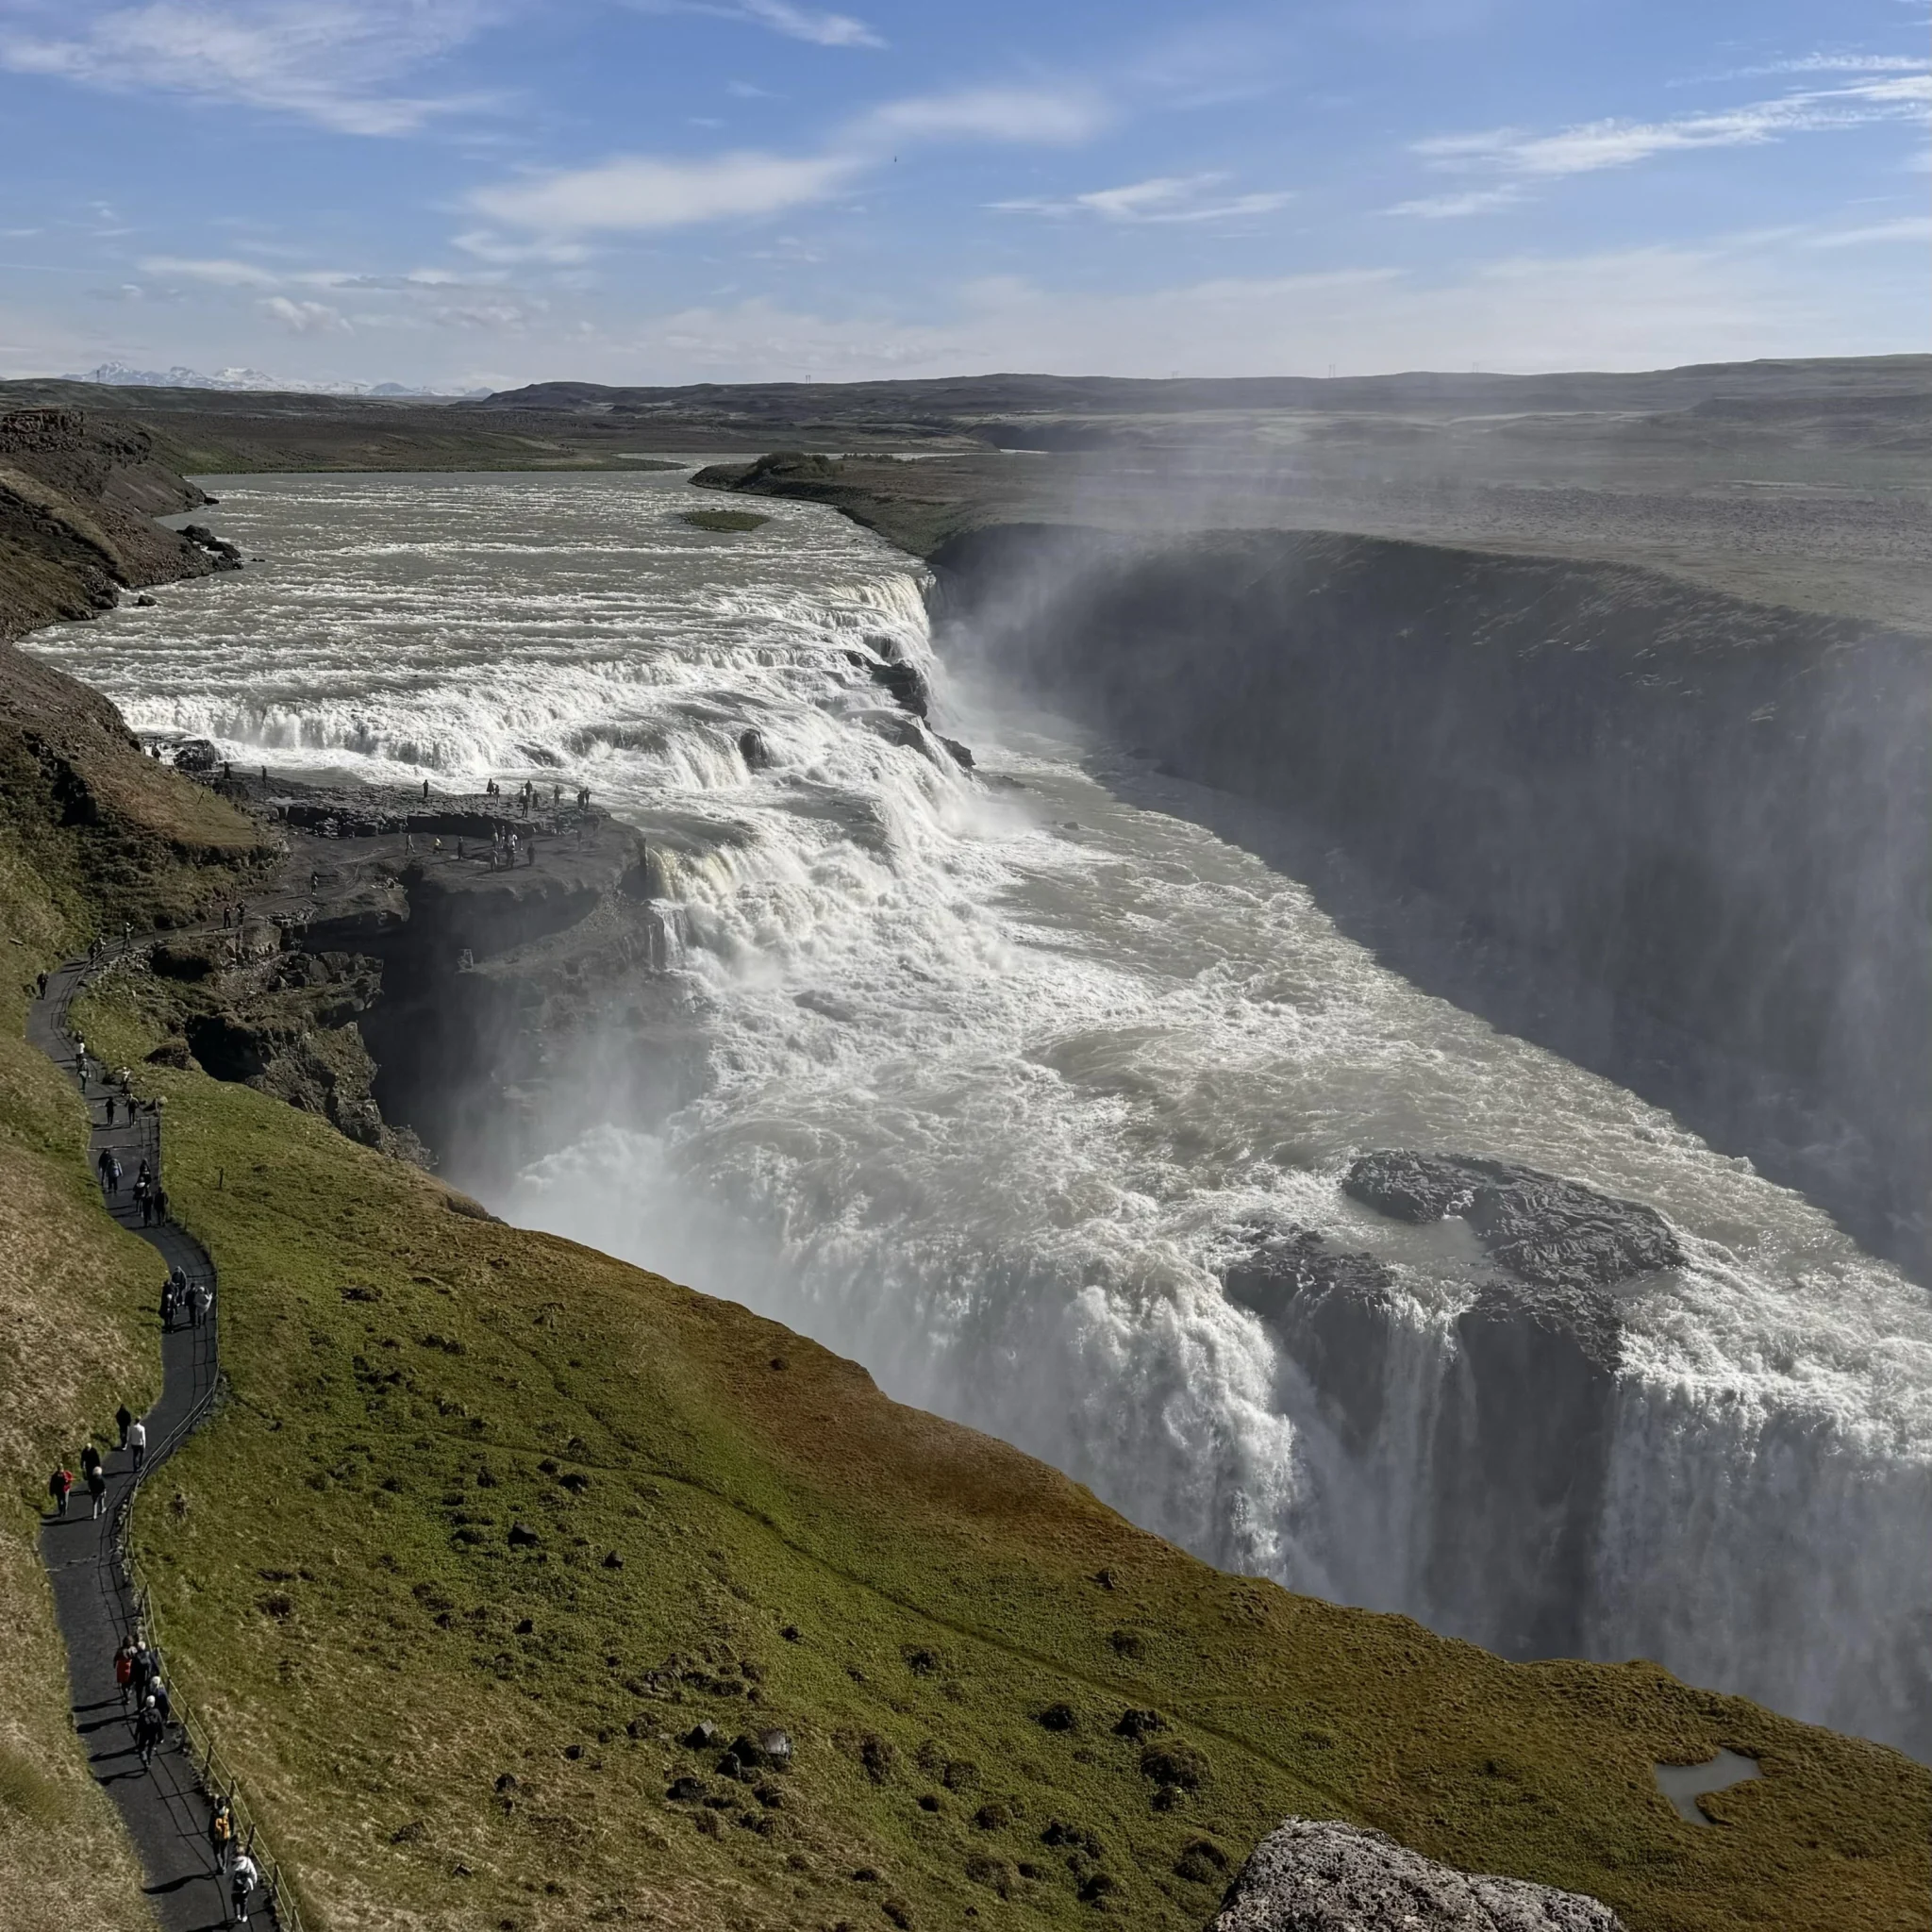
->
xmin=65 ymin=362 xmax=489 ymax=399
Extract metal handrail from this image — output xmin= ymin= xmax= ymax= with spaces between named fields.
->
xmin=121 ymin=1558 xmax=308 ymax=1932
xmin=60 ymin=941 xmax=308 ymax=1932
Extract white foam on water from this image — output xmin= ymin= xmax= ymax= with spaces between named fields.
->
xmin=31 ymin=471 xmax=1931 ymax=1755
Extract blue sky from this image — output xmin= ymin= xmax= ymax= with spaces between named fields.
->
xmin=1 ymin=0 xmax=1925 ymax=386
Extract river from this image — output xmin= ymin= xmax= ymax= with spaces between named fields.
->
xmin=25 ymin=468 xmax=1930 ymax=1757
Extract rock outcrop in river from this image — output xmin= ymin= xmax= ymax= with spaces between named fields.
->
xmin=1224 ymin=1155 xmax=1683 ymax=1657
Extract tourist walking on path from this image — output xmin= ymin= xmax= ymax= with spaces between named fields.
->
xmin=134 ymin=1696 xmax=164 ymax=1769
xmin=210 ymin=1798 xmax=235 ymax=1871
xmin=48 ymin=1464 xmax=72 ymax=1516
xmin=229 ymin=1849 xmax=261 ymax=1924
xmin=30 ymin=932 xmax=279 ymax=1927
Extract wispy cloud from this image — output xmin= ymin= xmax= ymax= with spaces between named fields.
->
xmin=470 ymin=151 xmax=858 ymax=233
xmin=1804 ymin=212 xmax=1932 ymax=246
xmin=138 ymin=254 xmax=280 ymax=286
xmin=853 ymin=85 xmax=1110 ymax=148
xmin=1385 ymin=184 xmax=1524 ymax=218
xmin=1414 ymin=74 xmax=1931 ymax=182
xmin=993 ymin=174 xmax=1293 ymax=224
xmin=470 ymin=80 xmax=1111 ymax=241
xmin=627 ymin=0 xmax=882 ymax=49
xmin=259 ymin=293 xmax=348 ymax=332
xmin=0 ymin=0 xmax=499 ymax=135
xmin=1724 ymin=53 xmax=1929 ymax=78
xmin=739 ymin=0 xmax=879 ymax=47
xmin=451 ymin=229 xmax=592 ymax=265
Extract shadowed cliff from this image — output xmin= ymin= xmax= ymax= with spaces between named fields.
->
xmin=930 ymin=524 xmax=1931 ymax=1278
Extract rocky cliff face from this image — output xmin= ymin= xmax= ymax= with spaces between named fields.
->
xmin=227 ymin=803 xmax=679 ymax=1188
xmin=0 ymin=407 xmax=232 ymax=642
xmin=123 ymin=806 xmax=677 ymax=1182
xmin=935 ymin=524 xmax=1930 ymax=1276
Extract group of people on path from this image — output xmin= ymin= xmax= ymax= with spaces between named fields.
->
xmin=484 ymin=824 xmax=537 ymax=870
xmin=115 ymin=1640 xmax=263 ymax=1921
xmin=46 ymin=1439 xmax=110 ymax=1519
xmin=162 ymin=1264 xmax=210 ymax=1331
xmin=55 ymin=1424 xmax=265 ymax=1918
xmin=480 ymin=776 xmax=593 ymax=811
xmin=47 ymin=940 xmax=272 ymax=1927
xmin=96 ymin=1146 xmax=170 ymax=1225
xmin=47 ymin=1402 xmax=151 ymax=1521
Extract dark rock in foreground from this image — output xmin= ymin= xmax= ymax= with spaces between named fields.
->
xmin=1211 ymin=1819 xmax=1623 ymax=1932
xmin=1344 ymin=1151 xmax=1682 ymax=1293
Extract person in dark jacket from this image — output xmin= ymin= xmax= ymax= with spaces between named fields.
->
xmin=134 ymin=1696 xmax=164 ymax=1768
xmin=47 ymin=1465 xmax=72 ymax=1516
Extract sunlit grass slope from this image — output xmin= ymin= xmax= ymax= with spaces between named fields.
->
xmin=0 ymin=851 xmax=176 ymax=1931
xmin=68 ymin=975 xmax=1932 ymax=1932
xmin=0 ymin=647 xmax=272 ymax=1930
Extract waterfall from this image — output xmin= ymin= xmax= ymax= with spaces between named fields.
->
xmin=30 ymin=469 xmax=1931 ymax=1757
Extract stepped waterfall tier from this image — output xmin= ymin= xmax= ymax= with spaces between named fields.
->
xmin=27 ymin=467 xmax=1931 ymax=1762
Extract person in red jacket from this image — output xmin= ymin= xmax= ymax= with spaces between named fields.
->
xmin=47 ymin=1465 xmax=72 ymax=1517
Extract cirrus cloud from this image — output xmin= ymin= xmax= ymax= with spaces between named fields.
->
xmin=1414 ymin=73 xmax=1931 ymax=181
xmin=992 ymin=173 xmax=1294 ymax=225
xmin=0 ymin=0 xmax=501 ymax=136
xmin=852 ymin=83 xmax=1109 ymax=148
xmin=470 ymin=150 xmax=858 ymax=233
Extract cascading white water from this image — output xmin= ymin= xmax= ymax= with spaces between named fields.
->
xmin=30 ymin=469 xmax=1931 ymax=1757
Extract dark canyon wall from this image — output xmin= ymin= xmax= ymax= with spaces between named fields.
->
xmin=933 ymin=525 xmax=1930 ymax=1274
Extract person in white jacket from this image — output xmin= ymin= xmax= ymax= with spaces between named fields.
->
xmin=228 ymin=1850 xmax=259 ymax=1925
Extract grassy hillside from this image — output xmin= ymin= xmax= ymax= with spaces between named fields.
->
xmin=0 ymin=628 xmax=275 ymax=1927
xmin=0 ymin=854 xmax=164 ymax=1932
xmin=62 ymin=966 xmax=1932 ymax=1932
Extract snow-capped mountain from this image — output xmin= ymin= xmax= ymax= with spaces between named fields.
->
xmin=67 ymin=363 xmax=487 ymax=398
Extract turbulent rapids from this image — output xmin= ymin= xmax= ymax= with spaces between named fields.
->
xmin=29 ymin=469 xmax=1932 ymax=1757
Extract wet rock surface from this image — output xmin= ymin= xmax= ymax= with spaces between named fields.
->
xmin=1222 ymin=1226 xmax=1397 ymax=1451
xmin=1219 ymin=1158 xmax=1670 ymax=1656
xmin=1210 ymin=1819 xmax=1624 ymax=1932
xmin=1344 ymin=1151 xmax=1682 ymax=1293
